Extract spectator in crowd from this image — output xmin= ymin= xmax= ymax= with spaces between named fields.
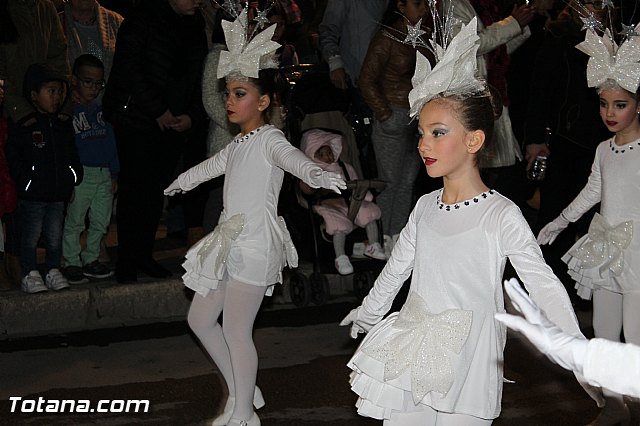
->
xmin=318 ymin=0 xmax=388 ymax=167
xmin=299 ymin=128 xmax=385 ymax=275
xmin=102 ymin=0 xmax=208 ymax=283
xmin=0 ymin=0 xmax=70 ymax=125
xmin=58 ymin=0 xmax=123 ymax=82
xmin=201 ymin=6 xmax=239 ymax=233
xmin=62 ymin=54 xmax=118 ymax=284
xmin=523 ymin=0 xmax=610 ymax=304
xmin=0 ymin=78 xmax=18 ymax=291
xmin=5 ymin=64 xmax=83 ymax=294
xmin=318 ymin=0 xmax=388 ymax=92
xmin=268 ymin=4 xmax=299 ymax=67
xmin=450 ymin=0 xmax=535 ymax=204
xmin=59 ymin=0 xmax=123 ymax=265
xmin=359 ymin=0 xmax=432 ymax=256
xmin=0 ymin=0 xmax=70 ymax=289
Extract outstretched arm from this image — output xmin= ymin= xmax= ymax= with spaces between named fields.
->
xmin=267 ymin=136 xmax=346 ymax=194
xmin=164 ymin=145 xmax=230 ymax=195
xmin=496 ymin=279 xmax=640 ymax=398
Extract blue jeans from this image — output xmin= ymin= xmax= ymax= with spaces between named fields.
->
xmin=19 ymin=200 xmax=64 ymax=276
xmin=372 ymin=106 xmax=421 ymax=236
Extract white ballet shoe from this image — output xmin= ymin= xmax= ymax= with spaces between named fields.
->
xmin=212 ymin=387 xmax=265 ymax=426
xmin=227 ymin=412 xmax=260 ymax=426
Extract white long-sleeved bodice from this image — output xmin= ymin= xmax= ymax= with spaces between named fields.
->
xmin=348 ymin=189 xmax=581 ymax=420
xmin=177 ymin=125 xmax=324 ymax=293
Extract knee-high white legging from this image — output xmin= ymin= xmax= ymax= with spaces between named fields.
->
xmin=592 ymin=288 xmax=640 ymax=345
xmin=187 ymin=277 xmax=266 ymax=420
xmin=593 ymin=288 xmax=640 ymax=406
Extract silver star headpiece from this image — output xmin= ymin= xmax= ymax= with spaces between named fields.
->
xmin=408 ymin=17 xmax=485 ymax=117
xmin=404 ymin=19 xmax=427 ymax=48
xmin=254 ymin=8 xmax=271 ymax=29
xmin=216 ymin=7 xmax=280 ymax=79
xmin=576 ymin=22 xmax=640 ymax=93
xmin=620 ymin=23 xmax=640 ymax=39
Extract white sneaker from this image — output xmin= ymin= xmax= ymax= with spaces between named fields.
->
xmin=334 ymin=255 xmax=354 ymax=275
xmin=364 ymin=242 xmax=386 ymax=260
xmin=21 ymin=270 xmax=48 ymax=294
xmin=45 ymin=268 xmax=70 ymax=291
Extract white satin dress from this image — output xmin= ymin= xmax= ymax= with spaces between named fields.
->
xmin=560 ymin=137 xmax=640 ymax=300
xmin=347 ymin=189 xmax=583 ymax=420
xmin=174 ymin=125 xmax=324 ymax=296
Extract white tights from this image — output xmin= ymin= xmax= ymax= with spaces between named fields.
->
xmin=187 ymin=277 xmax=266 ymax=420
xmin=592 ymin=288 xmax=640 ymax=345
xmin=383 ymin=405 xmax=492 ymax=426
xmin=592 ymin=288 xmax=640 ymax=410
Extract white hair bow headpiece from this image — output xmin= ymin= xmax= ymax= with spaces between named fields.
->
xmin=408 ymin=17 xmax=485 ymax=117
xmin=217 ymin=8 xmax=281 ymax=79
xmin=575 ymin=23 xmax=640 ymax=93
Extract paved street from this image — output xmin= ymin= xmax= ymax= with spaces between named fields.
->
xmin=0 ymin=295 xmax=610 ymax=426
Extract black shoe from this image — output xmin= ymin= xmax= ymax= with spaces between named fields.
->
xmin=137 ymin=259 xmax=171 ymax=278
xmin=83 ymin=261 xmax=114 ymax=279
xmin=64 ymin=266 xmax=89 ymax=284
xmin=115 ymin=264 xmax=137 ymax=284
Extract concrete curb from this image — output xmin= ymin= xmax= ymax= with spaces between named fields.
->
xmin=0 ymin=279 xmax=191 ymax=339
xmin=0 ymin=262 xmax=366 ymax=340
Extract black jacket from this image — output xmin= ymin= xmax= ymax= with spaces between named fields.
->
xmin=102 ymin=0 xmax=207 ymax=132
xmin=523 ymin=16 xmax=610 ymax=150
xmin=5 ymin=113 xmax=83 ymax=202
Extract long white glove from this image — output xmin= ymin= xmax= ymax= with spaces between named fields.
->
xmin=495 ymin=278 xmax=588 ymax=373
xmin=164 ymin=179 xmax=184 ymax=196
xmin=340 ymin=305 xmax=383 ymax=339
xmin=307 ymin=169 xmax=346 ymax=194
xmin=537 ymin=214 xmax=570 ymax=245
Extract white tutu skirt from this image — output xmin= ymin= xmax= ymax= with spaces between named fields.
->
xmin=562 ymin=213 xmax=634 ymax=300
xmin=562 ymin=234 xmax=624 ymax=300
xmin=181 ymin=214 xmax=297 ymax=297
xmin=181 ymin=214 xmax=246 ymax=297
xmin=348 ymin=312 xmax=412 ymax=420
xmin=347 ymin=296 xmax=473 ymax=420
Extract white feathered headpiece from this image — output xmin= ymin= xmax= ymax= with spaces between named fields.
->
xmin=217 ymin=8 xmax=281 ymax=79
xmin=408 ymin=17 xmax=485 ymax=117
xmin=575 ymin=23 xmax=640 ymax=93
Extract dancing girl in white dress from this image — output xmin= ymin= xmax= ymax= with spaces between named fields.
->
xmin=164 ymin=6 xmax=346 ymax=426
xmin=537 ymin=14 xmax=640 ymax=425
xmin=340 ymin=13 xmax=600 ymax=426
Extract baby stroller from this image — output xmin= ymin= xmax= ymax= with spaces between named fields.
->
xmin=282 ymin=127 xmax=386 ymax=308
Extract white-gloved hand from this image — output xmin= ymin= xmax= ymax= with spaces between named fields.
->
xmin=164 ymin=179 xmax=185 ymax=196
xmin=308 ymin=169 xmax=347 ymax=194
xmin=339 ymin=305 xmax=382 ymax=339
xmin=495 ymin=278 xmax=588 ymax=373
xmin=537 ymin=214 xmax=570 ymax=245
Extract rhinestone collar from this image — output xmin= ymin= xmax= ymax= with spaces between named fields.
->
xmin=233 ymin=125 xmax=266 ymax=144
xmin=437 ymin=189 xmax=495 ymax=211
xmin=609 ymin=137 xmax=640 ymax=154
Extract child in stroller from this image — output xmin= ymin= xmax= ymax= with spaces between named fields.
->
xmin=299 ymin=129 xmax=386 ymax=275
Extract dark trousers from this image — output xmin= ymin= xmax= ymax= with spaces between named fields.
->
xmin=114 ymin=124 xmax=185 ymax=272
